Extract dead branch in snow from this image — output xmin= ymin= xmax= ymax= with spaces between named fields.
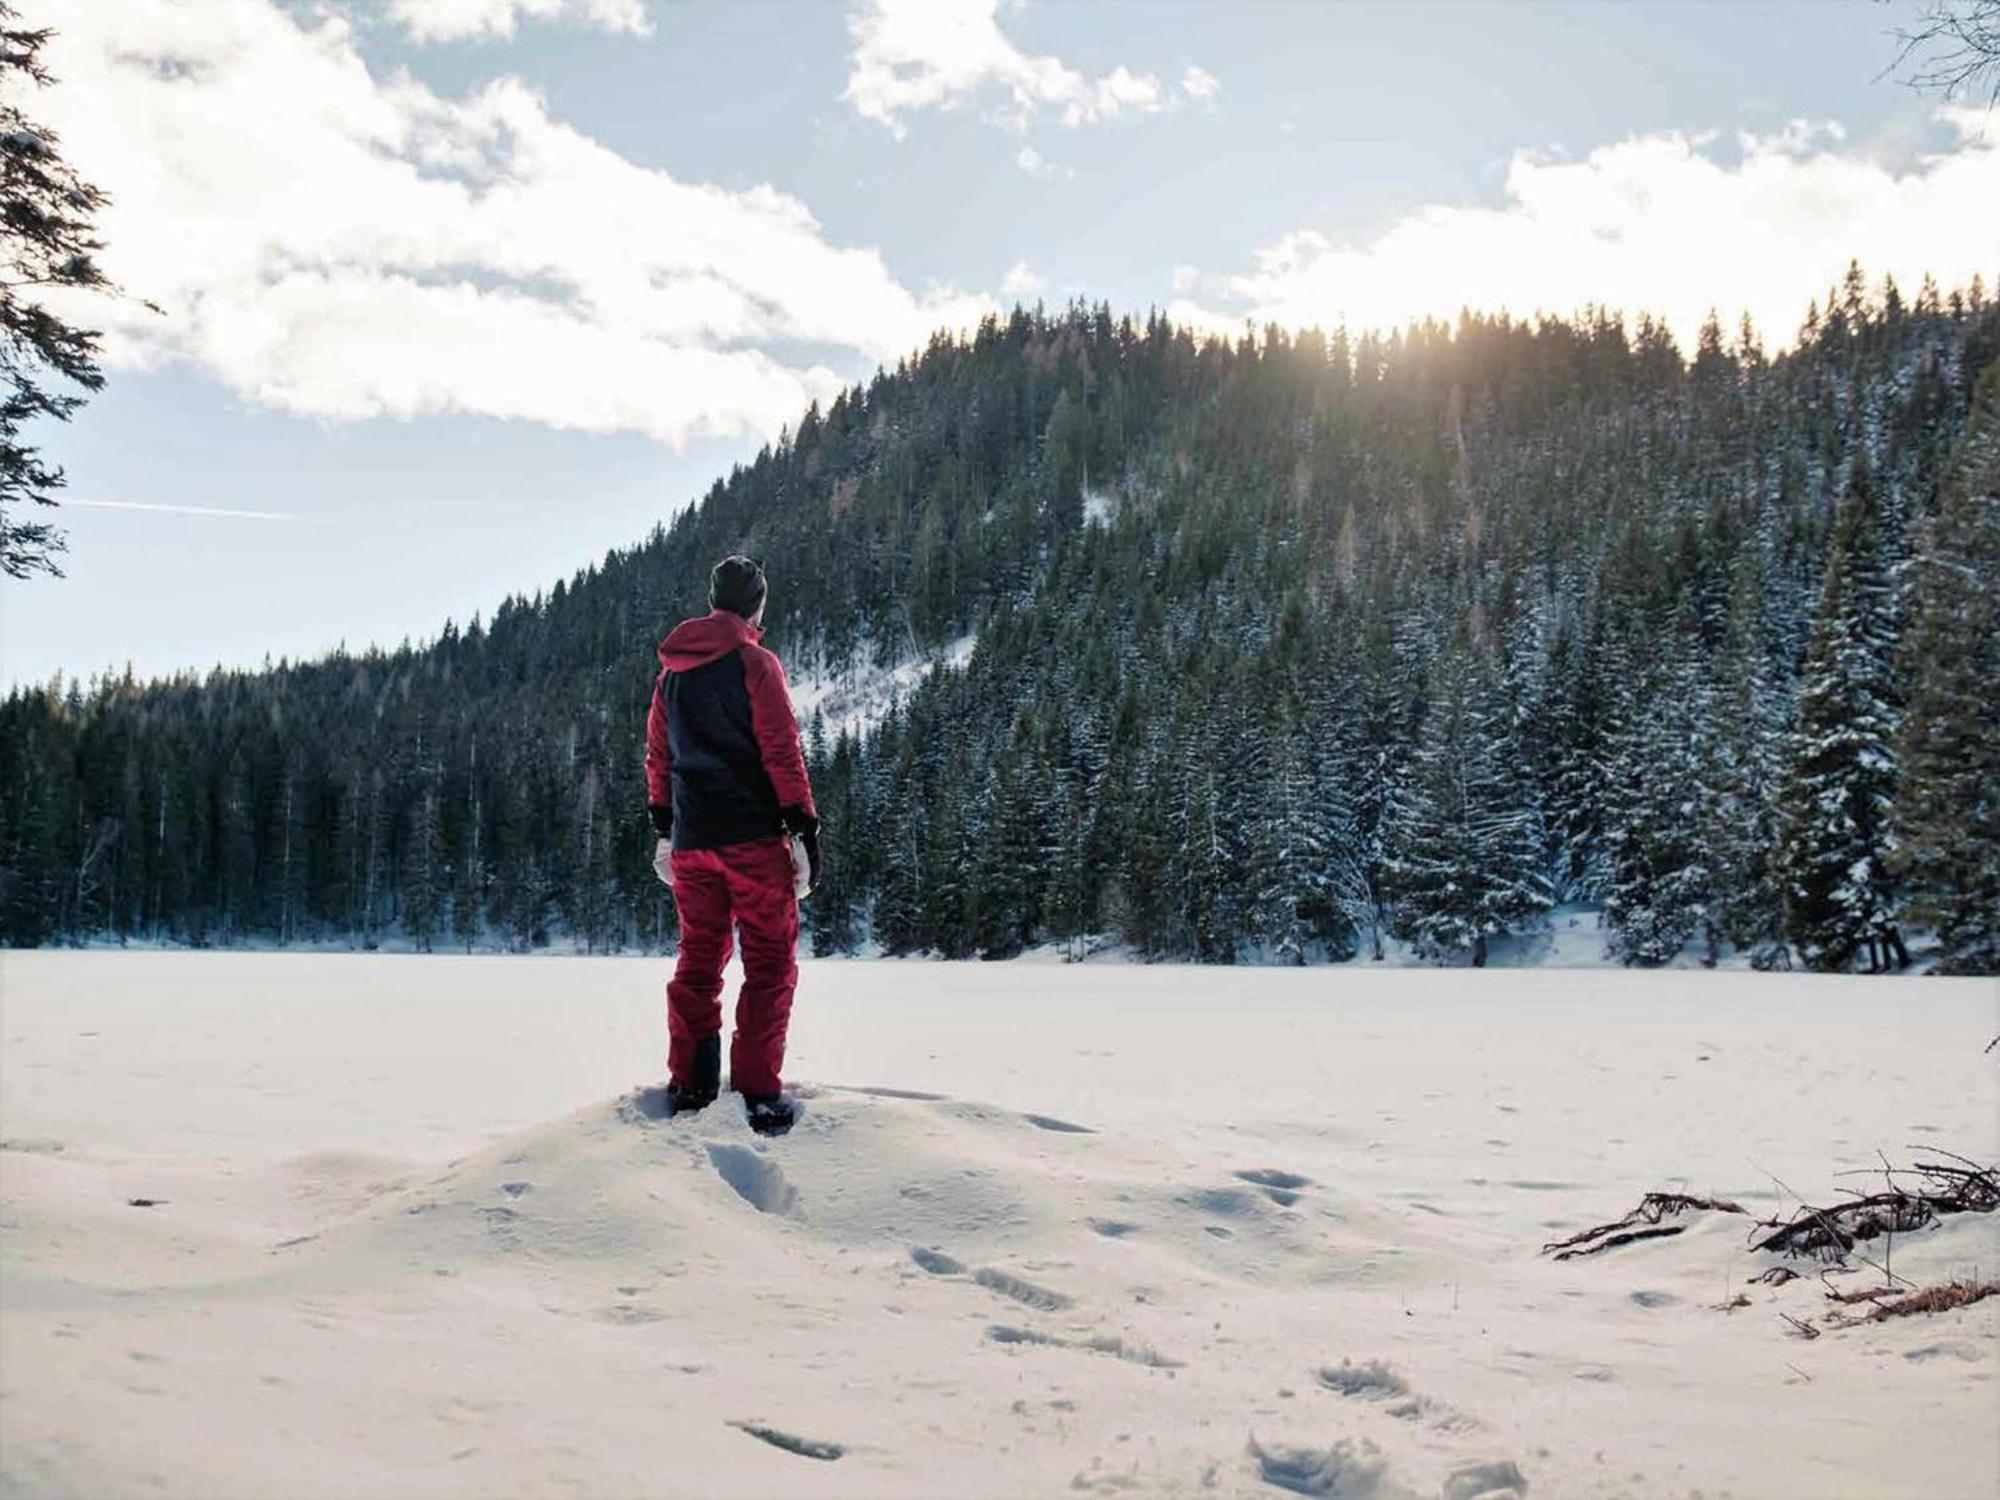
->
xmin=1541 ymin=1193 xmax=1747 ymax=1261
xmin=1755 ymin=1157 xmax=1997 ymax=1262
xmin=1780 ymin=1312 xmax=1822 ymax=1340
xmin=1754 ymin=1190 xmax=1937 ymax=1261
xmin=1865 ymin=1280 xmax=1998 ymax=1321
xmin=1823 ymin=1282 xmax=1898 ymax=1307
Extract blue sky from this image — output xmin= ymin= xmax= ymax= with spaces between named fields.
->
xmin=5 ymin=0 xmax=1994 ymax=689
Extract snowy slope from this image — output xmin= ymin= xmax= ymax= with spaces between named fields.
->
xmin=1 ymin=951 xmax=1995 ymax=1499
xmin=789 ymin=634 xmax=978 ymax=740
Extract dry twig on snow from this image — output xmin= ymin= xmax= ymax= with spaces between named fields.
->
xmin=1751 ymin=1156 xmax=1996 ymax=1262
xmin=1865 ymin=1280 xmax=1999 ymax=1321
xmin=1541 ymin=1193 xmax=1747 ymax=1262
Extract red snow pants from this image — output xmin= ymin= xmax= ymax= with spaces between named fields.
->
xmin=665 ymin=835 xmax=799 ymax=1099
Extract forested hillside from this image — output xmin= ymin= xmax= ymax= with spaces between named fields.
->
xmin=5 ymin=266 xmax=1997 ymax=971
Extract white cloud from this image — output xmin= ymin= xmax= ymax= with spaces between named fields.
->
xmin=388 ymin=0 xmax=650 ymax=44
xmin=1000 ymin=260 xmax=1044 ymax=298
xmin=1170 ymin=116 xmax=2000 ymax=352
xmin=1076 ymin=65 xmax=1164 ymax=123
xmin=843 ymin=0 xmax=1184 ymax=135
xmin=1013 ymin=143 xmax=1073 ymax=181
xmin=42 ymin=1 xmax=991 ymax=447
xmin=1181 ymin=64 xmax=1219 ymax=103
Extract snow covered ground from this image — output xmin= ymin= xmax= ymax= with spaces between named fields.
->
xmin=1 ymin=951 xmax=1994 ymax=1499
xmin=789 ymin=634 xmax=978 ymax=741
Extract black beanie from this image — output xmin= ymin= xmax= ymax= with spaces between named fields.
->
xmin=710 ymin=554 xmax=767 ymax=618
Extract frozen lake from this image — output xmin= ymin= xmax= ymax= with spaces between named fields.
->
xmin=2 ymin=951 xmax=1995 ymax=1498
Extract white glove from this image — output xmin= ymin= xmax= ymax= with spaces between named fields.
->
xmin=653 ymin=838 xmax=675 ymax=888
xmin=789 ymin=836 xmax=812 ymax=900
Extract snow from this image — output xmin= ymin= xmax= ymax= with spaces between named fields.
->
xmin=1003 ymin=906 xmax=1745 ymax=970
xmin=2 ymin=950 xmax=1995 ymax=1498
xmin=789 ymin=634 xmax=977 ymax=740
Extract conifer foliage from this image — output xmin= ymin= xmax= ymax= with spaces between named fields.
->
xmin=1775 ymin=470 xmax=1909 ymax=972
xmin=1893 ymin=362 xmax=2000 ymax=973
xmin=0 ymin=7 xmax=121 ymax=580
xmin=1386 ymin=652 xmax=1549 ymax=965
xmin=2 ymin=276 xmax=1996 ymax=971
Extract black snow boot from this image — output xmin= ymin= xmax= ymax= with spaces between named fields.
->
xmin=665 ymin=1035 xmax=720 ymax=1117
xmin=743 ymin=1094 xmax=796 ymax=1138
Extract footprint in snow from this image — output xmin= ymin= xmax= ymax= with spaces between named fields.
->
xmin=1233 ymin=1169 xmax=1312 ymax=1208
xmin=593 ymin=1302 xmax=667 ymax=1326
xmin=1183 ymin=1186 xmax=1262 ymax=1217
xmin=910 ymin=1248 xmax=1073 ymax=1310
xmin=986 ymin=1325 xmax=1180 ymax=1368
xmin=974 ymin=1267 xmax=1074 ymax=1311
xmin=622 ymin=1086 xmax=672 ymax=1122
xmin=1317 ymin=1360 xmax=1407 ymax=1400
xmin=728 ymin=1420 xmax=843 ymax=1461
xmin=1235 ymin=1169 xmax=1313 ymax=1191
xmin=1442 ymin=1459 xmax=1529 ymax=1500
xmin=706 ymin=1144 xmax=797 ymax=1216
xmin=1247 ymin=1434 xmax=1405 ymax=1498
xmin=1318 ymin=1360 xmax=1482 ymax=1435
xmin=910 ymin=1245 xmax=965 ymax=1276
xmin=1248 ymin=1432 xmax=1521 ymax=1498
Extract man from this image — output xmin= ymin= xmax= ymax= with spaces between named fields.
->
xmin=645 ymin=555 xmax=821 ymax=1137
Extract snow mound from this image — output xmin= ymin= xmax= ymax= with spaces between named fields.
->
xmin=1 ymin=1084 xmax=1518 ymax=1498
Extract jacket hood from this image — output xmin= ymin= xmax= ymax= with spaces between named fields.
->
xmin=659 ymin=609 xmax=762 ymax=672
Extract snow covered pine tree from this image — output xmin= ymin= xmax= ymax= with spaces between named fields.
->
xmin=1776 ymin=471 xmax=1909 ymax=973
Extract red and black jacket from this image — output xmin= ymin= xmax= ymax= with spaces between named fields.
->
xmin=644 ymin=610 xmax=816 ymax=852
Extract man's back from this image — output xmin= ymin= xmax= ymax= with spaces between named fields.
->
xmin=645 ymin=607 xmax=814 ymax=853
xmin=644 ymin=558 xmax=819 ymax=1134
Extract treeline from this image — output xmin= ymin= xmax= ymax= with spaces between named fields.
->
xmin=4 ymin=269 xmax=1997 ymax=971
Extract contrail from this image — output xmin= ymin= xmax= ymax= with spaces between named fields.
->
xmin=66 ymin=498 xmax=292 ymax=521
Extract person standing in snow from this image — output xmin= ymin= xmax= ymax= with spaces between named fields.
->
xmin=645 ymin=555 xmax=820 ymax=1136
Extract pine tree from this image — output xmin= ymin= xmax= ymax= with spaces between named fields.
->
xmin=1246 ymin=717 xmax=1328 ymax=964
xmin=1601 ymin=627 xmax=1713 ymax=966
xmin=1776 ymin=475 xmax=1908 ymax=971
xmin=1539 ymin=606 xmax=1614 ymax=904
xmin=451 ymin=736 xmax=487 ymax=952
xmin=922 ymin=754 xmax=977 ymax=958
xmin=802 ymin=730 xmax=862 ymax=955
xmin=1704 ymin=550 xmax=1787 ymax=958
xmin=217 ymin=750 xmax=257 ymax=943
xmin=971 ymin=749 xmax=1038 ymax=958
xmin=0 ymin=11 xmax=123 ymax=580
xmin=404 ymin=780 xmax=444 ymax=952
xmin=1386 ymin=652 xmax=1551 ymax=965
xmin=1893 ymin=360 xmax=2000 ymax=973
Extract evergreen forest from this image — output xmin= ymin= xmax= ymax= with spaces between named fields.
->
xmin=4 ymin=266 xmax=1997 ymax=973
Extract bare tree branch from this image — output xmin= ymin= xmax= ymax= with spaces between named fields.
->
xmin=1888 ymin=0 xmax=2000 ymax=106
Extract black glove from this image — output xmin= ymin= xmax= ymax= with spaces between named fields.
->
xmin=648 ymin=804 xmax=673 ymax=840
xmin=780 ymin=805 xmax=821 ymax=893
